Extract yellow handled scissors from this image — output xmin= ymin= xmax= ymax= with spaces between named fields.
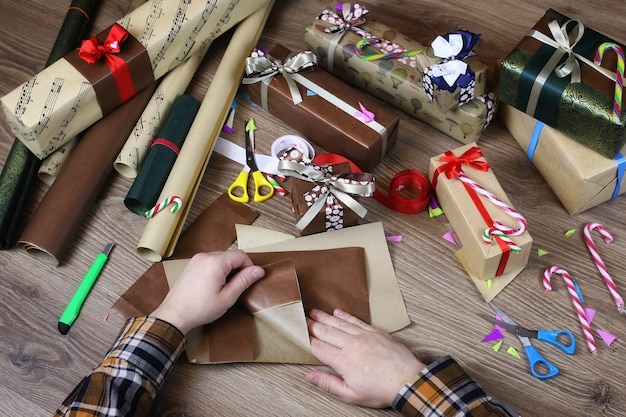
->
xmin=228 ymin=119 xmax=275 ymax=203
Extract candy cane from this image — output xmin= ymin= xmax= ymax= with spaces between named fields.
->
xmin=456 ymin=172 xmax=528 ymax=236
xmin=145 ymin=195 xmax=183 ymax=219
xmin=354 ymin=37 xmax=422 ymax=61
xmin=482 ymin=227 xmax=522 ymax=253
xmin=543 ymin=266 xmax=597 ymax=354
xmin=266 ymin=173 xmax=287 ymax=196
xmin=594 ymin=42 xmax=624 ymax=124
xmin=584 ymin=223 xmax=624 ymax=313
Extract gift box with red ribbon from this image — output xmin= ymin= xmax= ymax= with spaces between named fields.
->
xmin=1 ymin=0 xmax=271 ymax=158
xmin=304 ymin=3 xmax=496 ymax=144
xmin=241 ymin=44 xmax=400 ymax=172
xmin=278 ymin=148 xmax=375 ymax=236
xmin=429 ymin=142 xmax=533 ymax=301
xmin=498 ymin=9 xmax=626 ymax=159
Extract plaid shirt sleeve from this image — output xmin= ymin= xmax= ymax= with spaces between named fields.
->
xmin=392 ymin=355 xmax=521 ymax=417
xmin=54 ymin=316 xmax=186 ymax=417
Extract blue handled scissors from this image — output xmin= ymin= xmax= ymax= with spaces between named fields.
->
xmin=227 ymin=119 xmax=275 ymax=203
xmin=479 ymin=302 xmax=576 ymax=380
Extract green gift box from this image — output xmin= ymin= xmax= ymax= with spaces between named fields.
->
xmin=498 ymin=9 xmax=626 ymax=159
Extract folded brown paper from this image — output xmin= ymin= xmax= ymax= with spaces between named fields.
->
xmin=111 ymin=193 xmax=259 ymax=319
xmin=237 ymin=222 xmax=410 ymax=333
xmin=164 ymin=247 xmax=370 ymax=364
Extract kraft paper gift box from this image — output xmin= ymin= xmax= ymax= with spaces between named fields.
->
xmin=241 ymin=44 xmax=400 ymax=172
xmin=429 ymin=142 xmax=533 ymax=301
xmin=304 ymin=3 xmax=496 ymax=144
xmin=1 ymin=0 xmax=271 ymax=158
xmin=278 ymin=148 xmax=375 ymax=236
xmin=499 ymin=104 xmax=626 ymax=215
xmin=498 ymin=9 xmax=626 ymax=159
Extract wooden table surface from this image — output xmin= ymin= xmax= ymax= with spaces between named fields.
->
xmin=1 ymin=0 xmax=625 ymax=416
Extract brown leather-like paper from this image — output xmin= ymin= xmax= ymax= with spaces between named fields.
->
xmin=243 ymin=44 xmax=400 ymax=172
xmin=164 ymin=247 xmax=370 ymax=364
xmin=17 ymin=83 xmax=157 ymax=266
xmin=111 ymin=193 xmax=259 ymax=319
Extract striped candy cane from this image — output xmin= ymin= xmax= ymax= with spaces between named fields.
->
xmin=543 ymin=266 xmax=597 ymax=354
xmin=482 ymin=227 xmax=522 ymax=253
xmin=456 ymin=172 xmax=528 ymax=236
xmin=584 ymin=223 xmax=624 ymax=314
xmin=594 ymin=42 xmax=624 ymax=124
xmin=145 ymin=195 xmax=183 ymax=219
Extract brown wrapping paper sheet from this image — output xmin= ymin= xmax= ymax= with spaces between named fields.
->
xmin=236 ymin=222 xmax=410 ymax=333
xmin=499 ymin=104 xmax=626 ymax=215
xmin=429 ymin=143 xmax=533 ymax=301
xmin=164 ymin=247 xmax=370 ymax=364
xmin=1 ymin=0 xmax=273 ymax=158
xmin=16 ymin=83 xmax=157 ymax=266
xmin=111 ymin=193 xmax=259 ymax=319
xmin=243 ymin=44 xmax=400 ymax=172
xmin=136 ymin=0 xmax=275 ymax=262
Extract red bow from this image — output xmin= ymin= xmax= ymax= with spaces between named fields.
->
xmin=79 ymin=23 xmax=135 ymax=103
xmin=438 ymin=146 xmax=491 ymax=180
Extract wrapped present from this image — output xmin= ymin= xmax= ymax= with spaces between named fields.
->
xmin=304 ymin=3 xmax=496 ymax=144
xmin=1 ymin=0 xmax=271 ymax=158
xmin=278 ymin=148 xmax=375 ymax=236
xmin=498 ymin=9 xmax=626 ymax=159
xmin=500 ymin=104 xmax=625 ymax=215
xmin=429 ymin=143 xmax=533 ymax=301
xmin=241 ymin=44 xmax=400 ymax=171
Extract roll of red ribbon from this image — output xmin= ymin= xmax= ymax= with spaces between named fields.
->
xmin=374 ymin=169 xmax=431 ymax=214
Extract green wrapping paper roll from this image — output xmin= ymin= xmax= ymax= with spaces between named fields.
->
xmin=0 ymin=0 xmax=98 ymax=249
xmin=124 ymin=94 xmax=200 ymax=215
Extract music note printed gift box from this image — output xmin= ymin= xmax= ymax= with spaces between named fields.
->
xmin=0 ymin=0 xmax=271 ymax=159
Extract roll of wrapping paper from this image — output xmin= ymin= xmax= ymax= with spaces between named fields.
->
xmin=136 ymin=0 xmax=275 ymax=262
xmin=16 ymin=84 xmax=157 ymax=266
xmin=124 ymin=94 xmax=200 ymax=215
xmin=0 ymin=0 xmax=98 ymax=249
xmin=114 ymin=47 xmax=211 ymax=179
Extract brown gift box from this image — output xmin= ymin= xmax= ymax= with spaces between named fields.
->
xmin=304 ymin=3 xmax=495 ymax=144
xmin=288 ymin=161 xmax=372 ymax=236
xmin=1 ymin=0 xmax=271 ymax=158
xmin=429 ymin=142 xmax=533 ymax=300
xmin=499 ymin=104 xmax=626 ymax=215
xmin=241 ymin=44 xmax=400 ymax=172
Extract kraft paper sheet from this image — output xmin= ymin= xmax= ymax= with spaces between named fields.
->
xmin=236 ymin=222 xmax=411 ymax=333
xmin=164 ymin=246 xmax=370 ymax=364
xmin=136 ymin=0 xmax=275 ymax=262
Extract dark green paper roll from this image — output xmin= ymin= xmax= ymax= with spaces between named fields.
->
xmin=0 ymin=0 xmax=98 ymax=249
xmin=124 ymin=94 xmax=200 ymax=215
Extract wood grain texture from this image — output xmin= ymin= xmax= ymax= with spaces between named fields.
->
xmin=1 ymin=0 xmax=625 ymax=416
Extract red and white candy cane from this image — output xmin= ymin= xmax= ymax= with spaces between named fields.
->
xmin=584 ymin=223 xmax=624 ymax=314
xmin=456 ymin=172 xmax=528 ymax=236
xmin=145 ymin=195 xmax=183 ymax=219
xmin=482 ymin=227 xmax=522 ymax=253
xmin=543 ymin=266 xmax=597 ymax=355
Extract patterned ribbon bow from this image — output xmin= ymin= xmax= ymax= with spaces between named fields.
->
xmin=79 ymin=23 xmax=135 ymax=103
xmin=243 ymin=49 xmax=317 ymax=110
xmin=423 ymin=30 xmax=480 ymax=104
xmin=319 ymin=3 xmax=370 ymax=37
xmin=278 ymin=148 xmax=375 ymax=231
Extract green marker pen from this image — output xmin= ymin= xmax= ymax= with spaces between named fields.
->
xmin=58 ymin=242 xmax=115 ymax=335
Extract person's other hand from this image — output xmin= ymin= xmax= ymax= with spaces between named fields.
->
xmin=305 ymin=308 xmax=426 ymax=408
xmin=151 ymin=250 xmax=265 ymax=334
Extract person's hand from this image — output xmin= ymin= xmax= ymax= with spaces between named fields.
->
xmin=305 ymin=308 xmax=426 ymax=408
xmin=151 ymin=250 xmax=265 ymax=334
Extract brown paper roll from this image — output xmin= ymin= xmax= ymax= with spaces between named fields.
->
xmin=17 ymin=84 xmax=157 ymax=266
